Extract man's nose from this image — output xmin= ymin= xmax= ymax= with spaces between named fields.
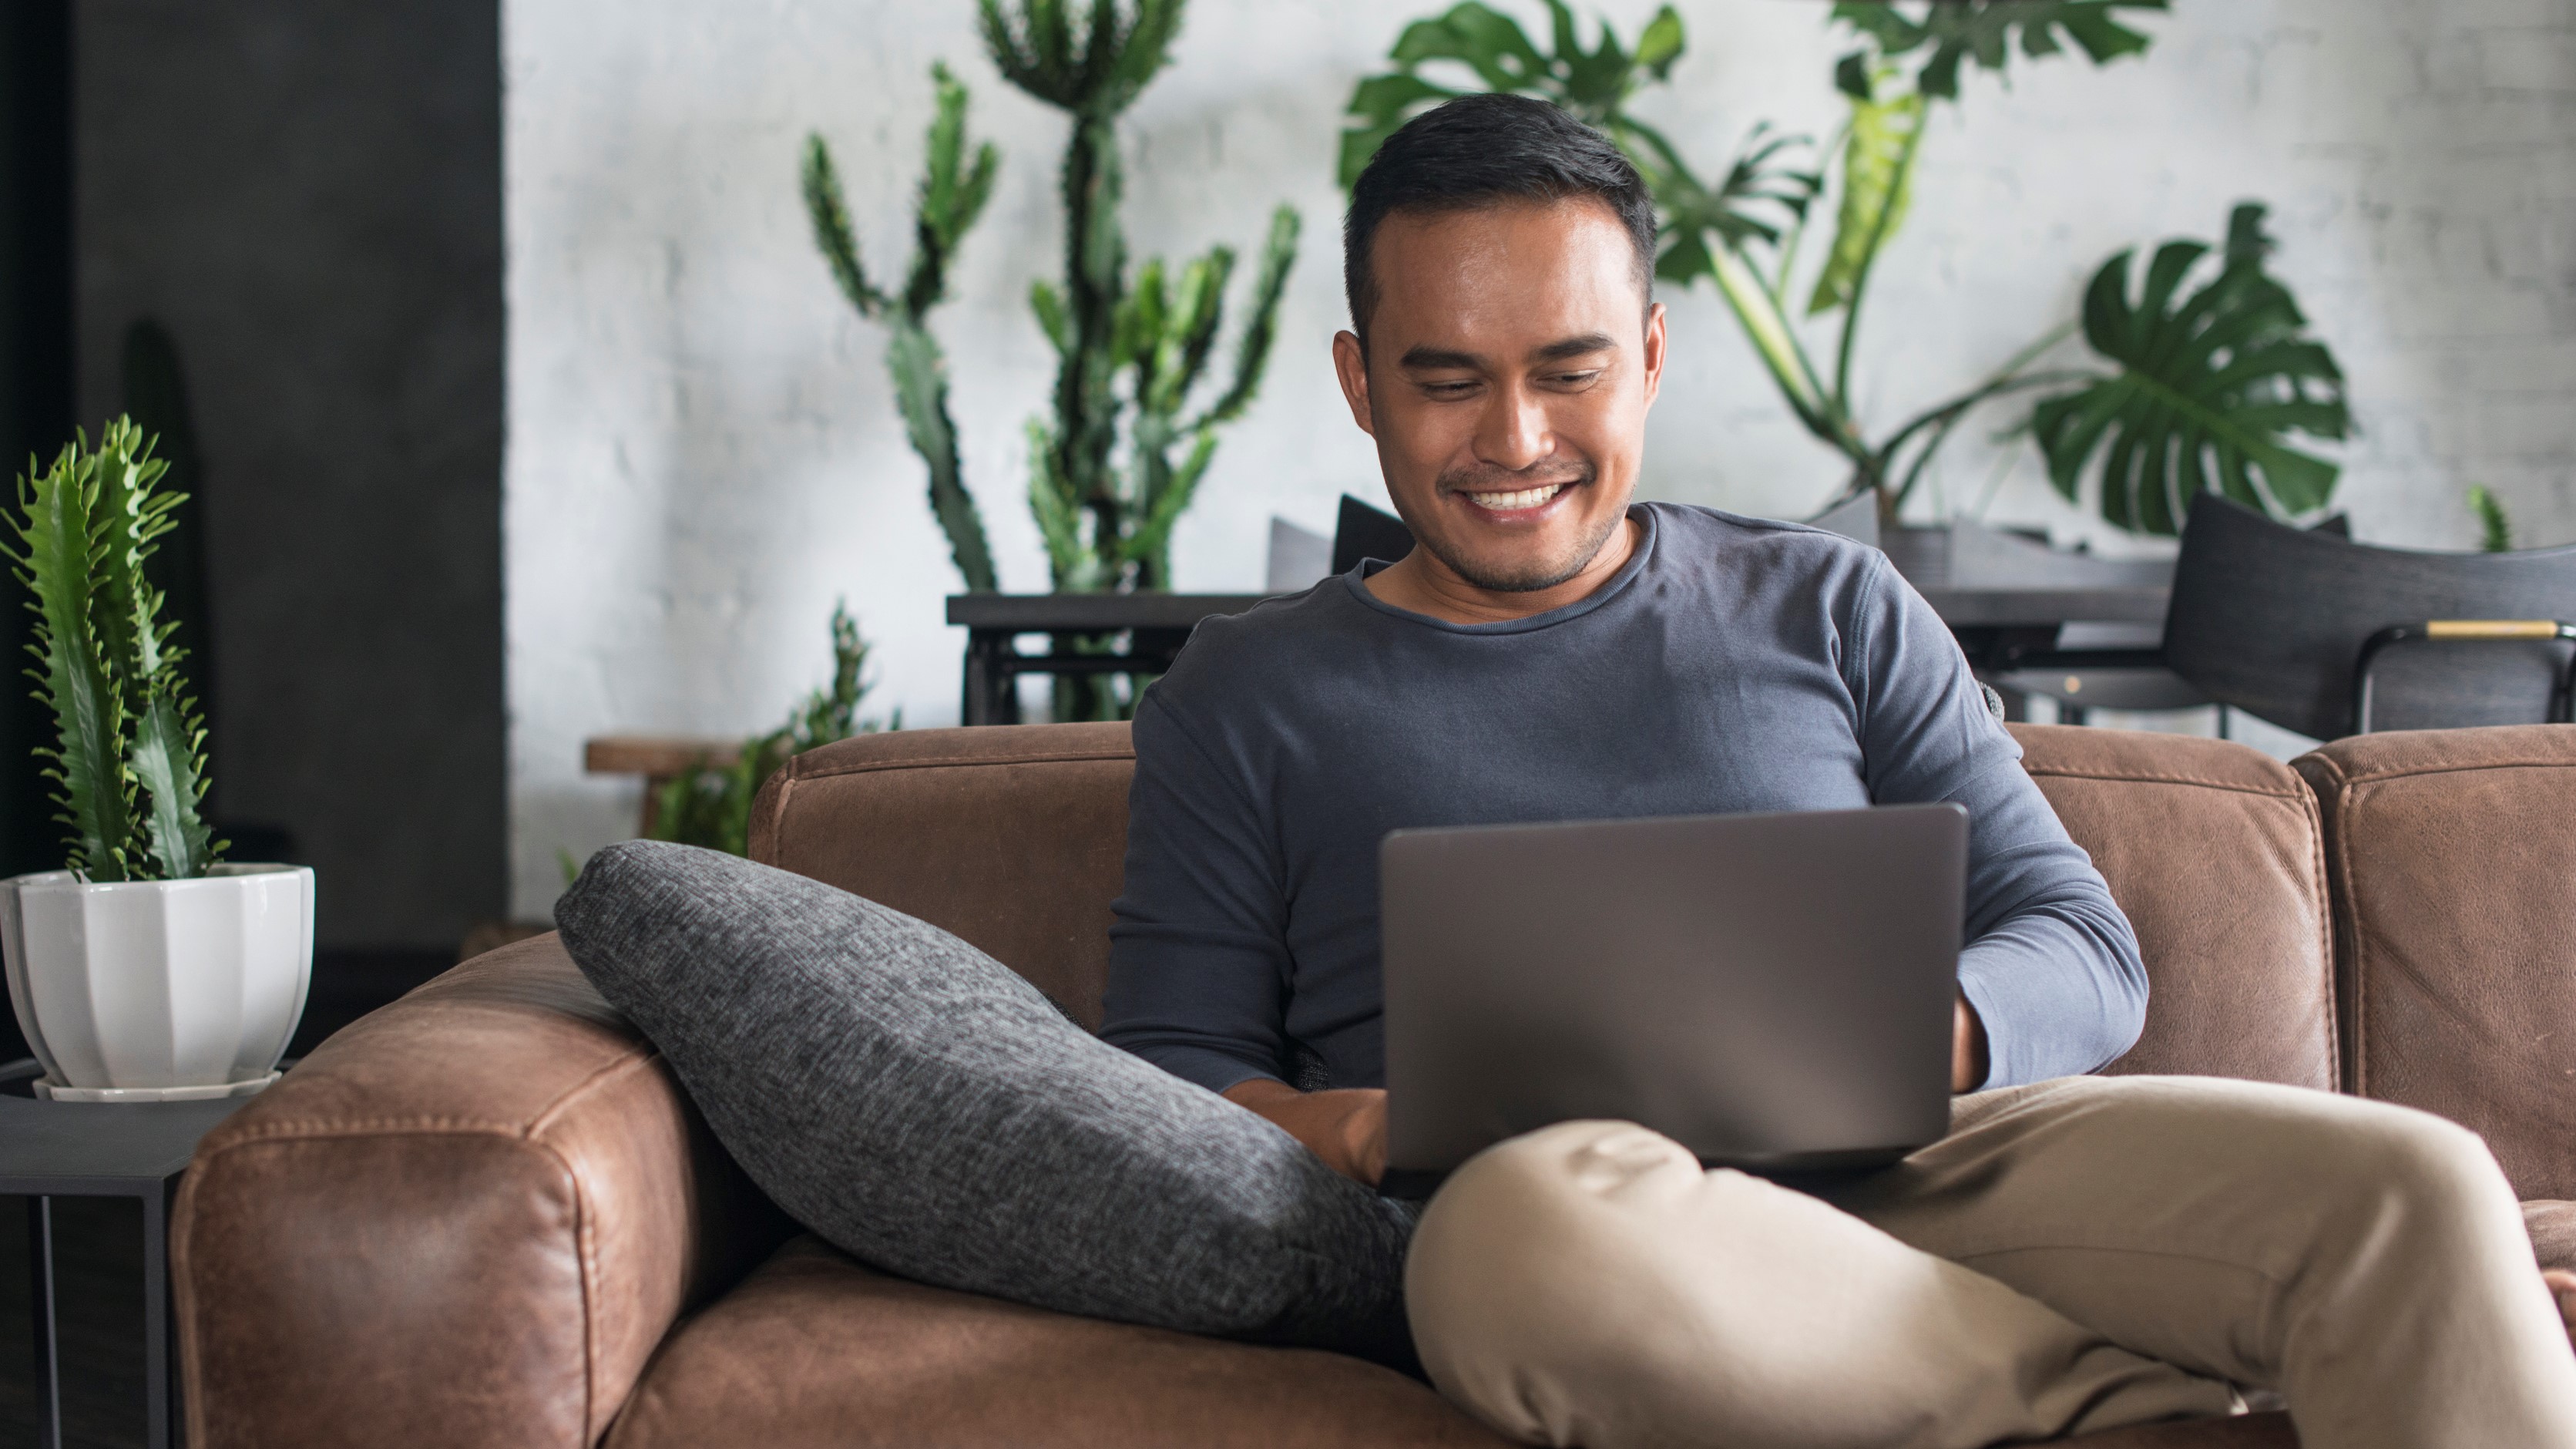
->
xmin=1474 ymin=384 xmax=1552 ymax=472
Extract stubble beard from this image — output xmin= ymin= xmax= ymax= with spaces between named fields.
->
xmin=1420 ymin=462 xmax=1623 ymax=593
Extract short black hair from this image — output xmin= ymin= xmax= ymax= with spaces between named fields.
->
xmin=1343 ymin=93 xmax=1657 ymax=351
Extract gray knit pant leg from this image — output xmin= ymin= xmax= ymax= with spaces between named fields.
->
xmin=553 ymin=840 xmax=1416 ymax=1366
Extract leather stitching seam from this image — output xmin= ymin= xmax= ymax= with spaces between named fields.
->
xmin=528 ymin=1048 xmax=663 ymax=1138
xmin=2334 ymin=773 xmax=2369 ymax=1098
xmin=2329 ymin=754 xmax=2576 ymax=785
xmin=2296 ymin=776 xmax=2339 ymax=1090
xmin=789 ymin=748 xmax=1134 ymax=781
xmin=2021 ymin=766 xmax=2304 ymax=798
xmin=200 ymin=1047 xmax=662 ymax=1148
xmin=202 ymin=1118 xmax=601 ymax=1142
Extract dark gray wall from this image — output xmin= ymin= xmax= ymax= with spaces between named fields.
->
xmin=73 ymin=0 xmax=504 ymax=950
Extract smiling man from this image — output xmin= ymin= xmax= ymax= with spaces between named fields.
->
xmin=1093 ymin=96 xmax=2576 ymax=1447
xmin=562 ymin=92 xmax=2576 ymax=1449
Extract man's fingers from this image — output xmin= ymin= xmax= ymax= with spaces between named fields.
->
xmin=2542 ymin=1269 xmax=2576 ymax=1330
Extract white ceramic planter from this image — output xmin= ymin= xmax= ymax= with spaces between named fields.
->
xmin=1 ymin=865 xmax=313 ymax=1102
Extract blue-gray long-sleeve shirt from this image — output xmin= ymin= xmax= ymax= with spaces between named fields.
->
xmin=1100 ymin=503 xmax=2145 ymax=1095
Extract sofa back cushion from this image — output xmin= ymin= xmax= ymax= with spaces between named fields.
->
xmin=2295 ymin=724 xmax=2576 ymax=1199
xmin=2010 ymin=725 xmax=2336 ymax=1090
xmin=751 ymin=722 xmax=2339 ymax=1091
xmin=750 ymin=723 xmax=1135 ymax=1029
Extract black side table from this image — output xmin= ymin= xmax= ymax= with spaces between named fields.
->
xmin=2 ymin=1058 xmax=260 ymax=1449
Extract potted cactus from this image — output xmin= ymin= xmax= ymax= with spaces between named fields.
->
xmin=0 ymin=420 xmax=311 ymax=1101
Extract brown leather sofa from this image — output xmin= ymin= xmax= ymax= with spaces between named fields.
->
xmin=172 ymin=721 xmax=2576 ymax=1448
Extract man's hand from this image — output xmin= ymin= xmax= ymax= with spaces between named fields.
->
xmin=2547 ymin=1269 xmax=2576 ymax=1347
xmin=1228 ymin=1000 xmax=1980 ymax=1178
xmin=1223 ymin=1078 xmax=1388 ymax=1186
xmin=1953 ymin=992 xmax=1991 ymax=1094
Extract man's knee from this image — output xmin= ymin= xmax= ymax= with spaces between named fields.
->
xmin=2334 ymin=1100 xmax=2517 ymax=1227
xmin=1406 ymin=1125 xmax=1702 ymax=1371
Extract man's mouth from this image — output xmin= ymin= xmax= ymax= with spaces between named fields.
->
xmin=1456 ymin=481 xmax=1571 ymax=514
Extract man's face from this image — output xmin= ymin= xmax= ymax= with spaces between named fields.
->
xmin=1333 ymin=197 xmax=1664 ymax=594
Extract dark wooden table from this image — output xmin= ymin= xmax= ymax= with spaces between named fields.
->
xmin=1 ymin=1059 xmax=257 ymax=1449
xmin=948 ymin=571 xmax=2173 ymax=725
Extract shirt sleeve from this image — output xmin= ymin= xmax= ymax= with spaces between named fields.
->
xmin=1846 ymin=554 xmax=2148 ymax=1088
xmin=1097 ymin=688 xmax=1295 ymax=1094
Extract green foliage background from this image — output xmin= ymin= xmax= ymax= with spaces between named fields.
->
xmin=1340 ymin=0 xmax=2353 ymax=536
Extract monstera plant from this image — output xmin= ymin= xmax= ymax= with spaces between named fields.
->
xmin=2030 ymin=203 xmax=2351 ymax=537
xmin=1343 ymin=0 xmax=2350 ymax=536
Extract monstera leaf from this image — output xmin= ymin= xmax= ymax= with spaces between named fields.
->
xmin=2028 ymin=203 xmax=2351 ymax=537
xmin=1338 ymin=0 xmax=1681 ymax=187
xmin=1832 ymin=0 xmax=2167 ymax=101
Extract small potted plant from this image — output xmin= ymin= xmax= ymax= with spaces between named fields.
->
xmin=1 ymin=420 xmax=311 ymax=1101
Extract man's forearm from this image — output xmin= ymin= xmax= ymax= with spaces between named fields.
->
xmin=1223 ymin=1078 xmax=1388 ymax=1185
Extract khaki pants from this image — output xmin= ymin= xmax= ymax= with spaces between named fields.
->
xmin=1406 ymin=1076 xmax=2576 ymax=1449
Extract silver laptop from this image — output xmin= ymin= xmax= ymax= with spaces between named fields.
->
xmin=1379 ymin=804 xmax=1966 ymax=1196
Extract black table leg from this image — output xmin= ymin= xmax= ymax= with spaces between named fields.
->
xmin=29 ymin=1194 xmax=60 ymax=1449
xmin=145 ymin=1181 xmax=173 ymax=1449
xmin=963 ymin=630 xmax=1019 ymax=726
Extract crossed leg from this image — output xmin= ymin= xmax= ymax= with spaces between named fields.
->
xmin=1408 ymin=1076 xmax=2576 ymax=1449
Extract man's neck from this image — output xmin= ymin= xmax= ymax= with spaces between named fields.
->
xmin=1364 ymin=515 xmax=1643 ymax=626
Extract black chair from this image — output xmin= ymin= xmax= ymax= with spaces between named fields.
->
xmin=2164 ymin=497 xmax=2576 ymax=738
xmin=1332 ymin=495 xmax=1416 ymax=575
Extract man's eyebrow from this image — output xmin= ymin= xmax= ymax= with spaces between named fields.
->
xmin=1396 ymin=333 xmax=1620 ymax=371
xmin=1531 ymin=332 xmax=1617 ymax=363
xmin=1397 ymin=345 xmax=1484 ymax=371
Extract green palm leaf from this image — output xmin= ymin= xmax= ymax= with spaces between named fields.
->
xmin=1832 ymin=1 xmax=2167 ymax=101
xmin=2028 ymin=203 xmax=2350 ymax=536
xmin=1336 ymin=2 xmax=1682 ymax=188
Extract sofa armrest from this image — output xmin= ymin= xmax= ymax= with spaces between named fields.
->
xmin=174 ymin=933 xmax=792 ymax=1449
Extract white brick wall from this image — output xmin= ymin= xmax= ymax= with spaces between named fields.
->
xmin=505 ymin=0 xmax=2576 ymax=915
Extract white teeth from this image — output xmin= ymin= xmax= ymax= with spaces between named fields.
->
xmin=1462 ymin=483 xmax=1565 ymax=511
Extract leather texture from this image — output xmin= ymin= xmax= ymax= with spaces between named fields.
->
xmin=748 ymin=721 xmax=1134 ymax=1028
xmin=2525 ymin=1202 xmax=2576 ymax=1273
xmin=606 ymin=1236 xmax=1508 ymax=1448
xmin=603 ymin=1241 xmax=2287 ymax=1449
xmin=2296 ymin=724 xmax=2576 ymax=1199
xmin=210 ymin=718 xmax=2576 ymax=1449
xmin=2010 ymin=725 xmax=2336 ymax=1088
xmin=173 ymin=933 xmax=792 ymax=1449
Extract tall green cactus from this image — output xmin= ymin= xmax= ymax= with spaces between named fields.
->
xmin=803 ymin=1 xmax=1299 ymax=613
xmin=4 ymin=420 xmax=221 ymax=881
xmin=985 ymin=0 xmax=1298 ymax=593
xmin=804 ymin=63 xmax=1003 ymax=593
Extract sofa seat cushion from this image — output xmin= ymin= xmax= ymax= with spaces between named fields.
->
xmin=612 ymin=1239 xmax=2291 ymax=1448
xmin=605 ymin=1237 xmax=1510 ymax=1448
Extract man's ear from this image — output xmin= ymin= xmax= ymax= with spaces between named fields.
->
xmin=1332 ymin=330 xmax=1376 ymax=438
xmin=1641 ymin=301 xmax=1668 ymax=410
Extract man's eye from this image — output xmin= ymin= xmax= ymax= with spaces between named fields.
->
xmin=1423 ymin=380 xmax=1479 ymax=398
xmin=1547 ymin=371 xmax=1602 ymax=388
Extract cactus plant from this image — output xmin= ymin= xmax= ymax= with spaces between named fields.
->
xmin=804 ymin=1 xmax=1301 ymax=718
xmin=4 ymin=419 xmax=222 ymax=881
xmin=804 ymin=63 xmax=1002 ymax=593
xmin=648 ymin=603 xmax=890 ymax=859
